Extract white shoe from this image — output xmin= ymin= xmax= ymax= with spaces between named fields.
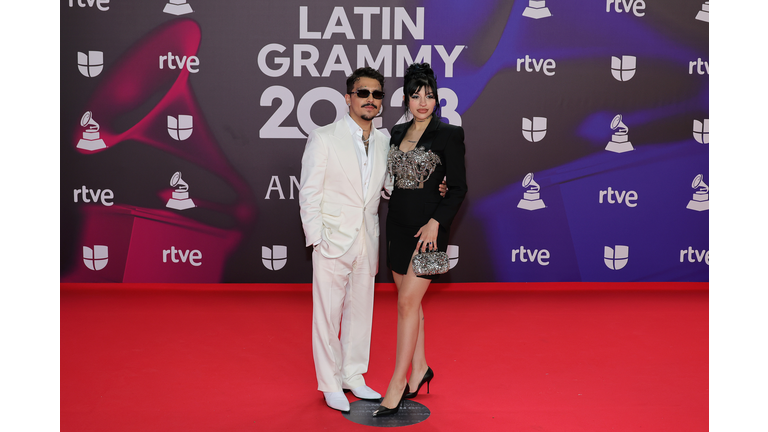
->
xmin=323 ymin=391 xmax=350 ymax=412
xmin=349 ymin=385 xmax=381 ymax=400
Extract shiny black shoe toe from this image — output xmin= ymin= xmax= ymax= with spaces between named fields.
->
xmin=372 ymin=384 xmax=409 ymax=417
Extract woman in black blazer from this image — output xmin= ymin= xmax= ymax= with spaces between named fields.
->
xmin=374 ymin=63 xmax=467 ymax=416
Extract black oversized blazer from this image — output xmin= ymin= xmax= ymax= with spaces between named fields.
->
xmin=388 ymin=116 xmax=468 ymax=231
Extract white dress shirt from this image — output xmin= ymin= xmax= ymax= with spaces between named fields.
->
xmin=343 ymin=113 xmax=374 ymax=200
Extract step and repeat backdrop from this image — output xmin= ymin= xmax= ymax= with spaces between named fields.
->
xmin=61 ymin=0 xmax=709 ymax=283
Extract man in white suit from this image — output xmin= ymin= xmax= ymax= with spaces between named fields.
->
xmin=299 ymin=67 xmax=389 ymax=412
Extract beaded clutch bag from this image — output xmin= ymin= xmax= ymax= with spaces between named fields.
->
xmin=412 ymin=251 xmax=450 ymax=276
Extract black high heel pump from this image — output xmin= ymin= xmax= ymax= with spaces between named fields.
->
xmin=372 ymin=383 xmax=410 ymax=417
xmin=404 ymin=367 xmax=433 ymax=399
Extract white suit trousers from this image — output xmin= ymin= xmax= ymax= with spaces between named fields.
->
xmin=311 ymin=231 xmax=375 ymax=392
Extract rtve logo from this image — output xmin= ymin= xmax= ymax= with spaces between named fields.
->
xmin=689 ymin=58 xmax=709 ymax=75
xmin=680 ymin=247 xmax=709 ymax=265
xmin=83 ymin=245 xmax=108 ymax=271
xmin=611 ymin=56 xmax=636 ymax=81
xmin=522 ymin=117 xmax=547 ymax=143
xmin=606 ymin=0 xmax=646 ymax=17
xmin=78 ymin=51 xmax=103 ymax=77
xmin=599 ymin=187 xmax=638 ymax=207
xmin=511 ymin=246 xmax=550 ymax=266
xmin=68 ymin=0 xmax=109 ymax=11
xmin=262 ymin=246 xmax=287 ymax=271
xmin=163 ymin=0 xmax=194 ymax=16
xmin=516 ymin=55 xmax=556 ymax=76
xmin=168 ymin=115 xmax=193 ymax=141
xmin=604 ymin=245 xmax=629 ymax=270
xmin=159 ymin=53 xmax=200 ymax=73
xmin=162 ymin=246 xmax=202 ymax=267
xmin=522 ymin=1 xmax=552 ymax=19
xmin=74 ymin=186 xmax=114 ymax=206
xmin=265 ymin=176 xmax=300 ymax=199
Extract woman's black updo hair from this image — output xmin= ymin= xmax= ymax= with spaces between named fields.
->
xmin=403 ymin=62 xmax=440 ymax=119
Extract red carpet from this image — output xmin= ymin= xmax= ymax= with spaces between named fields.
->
xmin=60 ymin=283 xmax=708 ymax=431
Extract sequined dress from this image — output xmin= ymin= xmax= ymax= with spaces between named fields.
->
xmin=385 ymin=117 xmax=467 ymax=279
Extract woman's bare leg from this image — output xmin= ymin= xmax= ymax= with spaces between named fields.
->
xmin=391 ymin=273 xmax=429 ymax=390
xmin=408 ymin=304 xmax=429 ymax=391
xmin=380 ymin=267 xmax=431 ymax=408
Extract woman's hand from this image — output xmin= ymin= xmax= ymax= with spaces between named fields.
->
xmin=415 ymin=218 xmax=440 ymax=252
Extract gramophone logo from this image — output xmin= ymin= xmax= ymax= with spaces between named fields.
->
xmin=606 ymin=114 xmax=634 ymax=153
xmin=83 ymin=245 xmax=108 ymax=271
xmin=76 ymin=111 xmax=107 ymax=151
xmin=517 ymin=172 xmax=546 ymax=210
xmin=522 ymin=0 xmax=551 ymax=19
xmin=686 ymin=174 xmax=709 ymax=211
xmin=522 ymin=117 xmax=547 ymax=143
xmin=166 ymin=172 xmax=196 ymax=210
xmin=262 ymin=246 xmax=287 ymax=271
xmin=164 ymin=0 xmax=193 ymax=15
xmin=693 ymin=119 xmax=709 ymax=144
xmin=611 ymin=56 xmax=636 ymax=81
xmin=696 ymin=2 xmax=709 ymax=22
xmin=168 ymin=115 xmax=193 ymax=141
xmin=77 ymin=51 xmax=103 ymax=77
xmin=604 ymin=245 xmax=629 ymax=270
xmin=447 ymin=245 xmax=459 ymax=269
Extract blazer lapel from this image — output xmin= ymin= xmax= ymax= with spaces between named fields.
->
xmin=416 ymin=116 xmax=441 ymax=152
xmin=329 ymin=120 xmax=364 ymax=200
xmin=390 ymin=120 xmax=409 ymax=148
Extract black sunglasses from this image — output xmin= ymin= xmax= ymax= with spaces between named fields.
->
xmin=348 ymin=89 xmax=385 ymax=100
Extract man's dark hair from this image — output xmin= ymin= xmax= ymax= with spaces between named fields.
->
xmin=346 ymin=67 xmax=385 ymax=93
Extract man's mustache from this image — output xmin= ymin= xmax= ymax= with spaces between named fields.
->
xmin=362 ymin=103 xmax=378 ymax=108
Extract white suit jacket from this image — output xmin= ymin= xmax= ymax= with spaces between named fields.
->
xmin=299 ymin=117 xmax=390 ymax=276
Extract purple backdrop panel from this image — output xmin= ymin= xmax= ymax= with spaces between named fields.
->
xmin=61 ymin=0 xmax=708 ymax=284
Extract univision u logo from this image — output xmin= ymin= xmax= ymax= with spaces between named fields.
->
xmin=447 ymin=245 xmax=459 ymax=269
xmin=262 ymin=246 xmax=287 ymax=271
xmin=693 ymin=119 xmax=709 ymax=144
xmin=611 ymin=56 xmax=636 ymax=81
xmin=522 ymin=117 xmax=547 ymax=142
xmin=78 ymin=51 xmax=103 ymax=77
xmin=604 ymin=245 xmax=629 ymax=270
xmin=168 ymin=115 xmax=193 ymax=141
xmin=83 ymin=245 xmax=108 ymax=271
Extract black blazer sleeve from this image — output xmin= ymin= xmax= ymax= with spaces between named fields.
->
xmin=430 ymin=123 xmax=467 ymax=229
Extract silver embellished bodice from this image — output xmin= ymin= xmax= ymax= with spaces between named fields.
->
xmin=388 ymin=144 xmax=441 ymax=189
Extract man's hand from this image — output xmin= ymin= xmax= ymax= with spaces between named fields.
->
xmin=439 ymin=178 xmax=448 ymax=197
